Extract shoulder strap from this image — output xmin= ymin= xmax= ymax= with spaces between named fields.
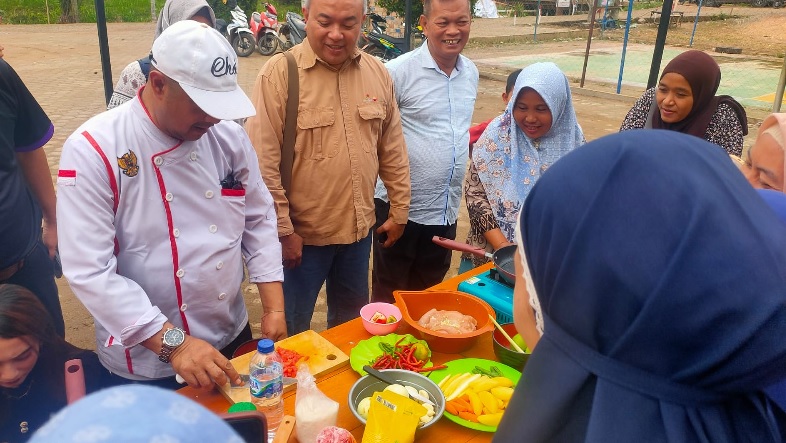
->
xmin=138 ymin=54 xmax=152 ymax=81
xmin=281 ymin=52 xmax=299 ymax=193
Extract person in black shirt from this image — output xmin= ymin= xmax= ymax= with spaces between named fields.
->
xmin=0 ymin=58 xmax=64 ymax=336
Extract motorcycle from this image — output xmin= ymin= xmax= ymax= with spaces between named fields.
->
xmin=358 ymin=13 xmax=421 ymax=61
xmin=277 ymin=11 xmax=307 ymax=51
xmin=250 ymin=3 xmax=280 ymax=56
xmin=215 ymin=5 xmax=256 ymax=57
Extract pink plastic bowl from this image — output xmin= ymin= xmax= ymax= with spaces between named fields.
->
xmin=360 ymin=302 xmax=402 ymax=335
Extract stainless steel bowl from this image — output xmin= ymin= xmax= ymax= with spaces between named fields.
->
xmin=347 ymin=369 xmax=446 ymax=429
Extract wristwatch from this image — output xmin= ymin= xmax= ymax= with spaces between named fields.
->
xmin=158 ymin=327 xmax=186 ymax=363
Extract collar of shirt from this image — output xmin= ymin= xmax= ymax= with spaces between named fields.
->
xmin=301 ymin=37 xmax=363 ymax=71
xmin=418 ymin=40 xmax=466 ymax=78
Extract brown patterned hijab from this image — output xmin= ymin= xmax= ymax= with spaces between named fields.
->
xmin=651 ymin=50 xmax=747 ymax=137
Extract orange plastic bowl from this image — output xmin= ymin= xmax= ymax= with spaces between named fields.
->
xmin=393 ymin=290 xmax=495 ymax=354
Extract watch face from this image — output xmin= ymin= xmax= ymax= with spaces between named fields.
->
xmin=163 ymin=328 xmax=185 ymax=347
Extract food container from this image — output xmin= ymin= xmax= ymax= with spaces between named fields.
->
xmin=360 ymin=302 xmax=401 ymax=336
xmin=393 ymin=290 xmax=495 ymax=354
xmin=492 ymin=322 xmax=530 ymax=371
xmin=347 ymin=369 xmax=446 ymax=430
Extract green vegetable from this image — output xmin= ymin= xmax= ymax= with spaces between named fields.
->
xmin=472 ymin=365 xmax=504 ymax=378
xmin=379 ymin=342 xmax=395 ymax=355
xmin=412 ymin=343 xmax=429 ymax=361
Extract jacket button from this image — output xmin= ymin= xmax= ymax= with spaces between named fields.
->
xmin=216 ymin=261 xmax=224 ymax=270
xmin=180 ymin=303 xmax=188 ymax=311
xmin=176 ymin=269 xmax=185 ymax=278
xmin=173 ymin=228 xmax=180 ymax=238
xmin=205 ymin=190 xmax=214 ymax=199
xmin=154 ymin=157 xmax=163 ymax=166
xmin=218 ymin=293 xmax=226 ymax=300
xmin=190 ymin=152 xmax=198 ymax=161
xmin=165 ymin=192 xmax=173 ymax=202
xmin=209 ymin=224 xmax=218 ymax=233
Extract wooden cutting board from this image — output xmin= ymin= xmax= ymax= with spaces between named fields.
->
xmin=218 ymin=330 xmax=349 ymax=404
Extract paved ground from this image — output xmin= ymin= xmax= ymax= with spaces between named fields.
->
xmin=0 ymin=15 xmax=766 ymax=348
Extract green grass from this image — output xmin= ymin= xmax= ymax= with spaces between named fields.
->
xmin=0 ymin=0 xmax=301 ymax=25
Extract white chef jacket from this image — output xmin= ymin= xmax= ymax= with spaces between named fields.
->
xmin=57 ymin=96 xmax=283 ymax=379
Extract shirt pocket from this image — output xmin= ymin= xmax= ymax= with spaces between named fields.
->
xmin=357 ymin=102 xmax=386 ymax=153
xmin=218 ymin=189 xmax=246 ymax=243
xmin=296 ymin=108 xmax=338 ymax=160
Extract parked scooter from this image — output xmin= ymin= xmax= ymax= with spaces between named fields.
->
xmin=277 ymin=11 xmax=307 ymax=51
xmin=250 ymin=3 xmax=280 ymax=56
xmin=358 ymin=13 xmax=419 ymax=61
xmin=215 ymin=5 xmax=256 ymax=57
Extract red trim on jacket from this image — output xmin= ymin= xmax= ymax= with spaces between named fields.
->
xmin=81 ymin=131 xmax=120 ymax=257
xmin=150 ymin=145 xmax=190 ymax=334
xmin=58 ymin=169 xmax=77 ymax=177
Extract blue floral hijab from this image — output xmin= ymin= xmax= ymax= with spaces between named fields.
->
xmin=495 ymin=130 xmax=786 ymax=442
xmin=472 ymin=62 xmax=584 ymax=241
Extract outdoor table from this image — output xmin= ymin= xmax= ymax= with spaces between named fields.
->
xmin=650 ymin=9 xmax=685 ymax=26
xmin=177 ymin=263 xmax=498 ymax=442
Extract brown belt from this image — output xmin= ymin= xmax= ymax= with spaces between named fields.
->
xmin=0 ymin=259 xmax=25 ymax=282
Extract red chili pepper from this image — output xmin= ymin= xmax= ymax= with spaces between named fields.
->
xmin=414 ymin=364 xmax=447 ymax=373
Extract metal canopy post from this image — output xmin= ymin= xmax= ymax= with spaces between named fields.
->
xmin=95 ymin=0 xmax=113 ymax=106
xmin=404 ymin=0 xmax=412 ymax=52
xmin=580 ymin=0 xmax=599 ymax=88
xmin=647 ymin=0 xmax=674 ymax=89
xmin=616 ymin=0 xmax=634 ymax=94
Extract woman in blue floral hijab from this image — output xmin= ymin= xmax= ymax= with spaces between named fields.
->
xmin=462 ymin=62 xmax=584 ymax=269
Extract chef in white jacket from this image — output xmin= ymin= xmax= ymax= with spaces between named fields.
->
xmin=56 ymin=21 xmax=285 ymax=390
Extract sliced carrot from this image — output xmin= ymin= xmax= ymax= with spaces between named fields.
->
xmin=445 ymin=402 xmax=460 ymax=416
xmin=458 ymin=411 xmax=479 ymax=422
xmin=454 ymin=398 xmax=472 ymax=412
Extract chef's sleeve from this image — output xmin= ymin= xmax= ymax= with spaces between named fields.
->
xmin=56 ymin=132 xmax=167 ymax=347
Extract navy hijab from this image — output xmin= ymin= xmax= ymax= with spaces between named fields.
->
xmin=495 ymin=130 xmax=786 ymax=442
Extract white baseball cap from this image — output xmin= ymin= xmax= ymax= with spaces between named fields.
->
xmin=151 ymin=20 xmax=255 ymax=120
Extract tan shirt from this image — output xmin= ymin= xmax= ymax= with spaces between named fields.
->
xmin=246 ymin=39 xmax=410 ymax=246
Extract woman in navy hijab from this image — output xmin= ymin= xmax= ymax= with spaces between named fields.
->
xmin=496 ymin=130 xmax=786 ymax=442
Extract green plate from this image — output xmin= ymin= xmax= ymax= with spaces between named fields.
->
xmin=427 ymin=358 xmax=521 ymax=433
xmin=349 ymin=333 xmax=433 ymax=376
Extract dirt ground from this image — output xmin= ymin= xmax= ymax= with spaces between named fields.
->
xmin=0 ymin=8 xmax=773 ymax=349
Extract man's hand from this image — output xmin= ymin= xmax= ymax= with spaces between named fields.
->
xmin=41 ymin=218 xmax=57 ymax=259
xmin=169 ymin=336 xmax=242 ymax=390
xmin=280 ymin=233 xmax=303 ymax=269
xmin=376 ymin=217 xmax=405 ymax=248
xmin=261 ymin=311 xmax=287 ymax=341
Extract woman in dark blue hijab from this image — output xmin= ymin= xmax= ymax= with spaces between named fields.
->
xmin=495 ymin=130 xmax=786 ymax=442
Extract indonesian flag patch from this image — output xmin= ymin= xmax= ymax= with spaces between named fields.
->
xmin=57 ymin=169 xmax=77 ymax=186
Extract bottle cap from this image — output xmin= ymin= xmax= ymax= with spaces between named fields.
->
xmin=227 ymin=402 xmax=257 ymax=413
xmin=257 ymin=338 xmax=275 ymax=354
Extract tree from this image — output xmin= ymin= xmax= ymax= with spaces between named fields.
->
xmin=59 ymin=0 xmax=79 ymax=23
xmin=376 ymin=0 xmax=424 ymax=20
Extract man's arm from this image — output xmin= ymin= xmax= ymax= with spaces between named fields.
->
xmin=17 ymin=148 xmax=57 ymax=257
xmin=258 ymin=282 xmax=286 ymax=341
xmin=245 ymin=57 xmax=304 ymax=267
xmin=375 ymin=75 xmax=411 ymax=245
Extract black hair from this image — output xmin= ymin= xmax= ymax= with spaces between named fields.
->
xmin=506 ymin=69 xmax=523 ymax=95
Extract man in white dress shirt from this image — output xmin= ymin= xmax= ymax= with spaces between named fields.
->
xmin=57 ymin=21 xmax=285 ymax=389
xmin=372 ymin=0 xmax=478 ymax=302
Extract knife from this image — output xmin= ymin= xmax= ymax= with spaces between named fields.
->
xmin=176 ymin=373 xmax=298 ymax=387
xmin=363 ymin=365 xmax=436 ymax=407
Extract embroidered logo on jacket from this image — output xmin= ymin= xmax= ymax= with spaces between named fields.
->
xmin=117 ymin=150 xmax=139 ymax=177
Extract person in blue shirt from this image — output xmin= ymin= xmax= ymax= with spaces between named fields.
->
xmin=372 ymin=0 xmax=479 ymax=302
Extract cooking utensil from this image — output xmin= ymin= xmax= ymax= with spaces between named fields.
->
xmin=488 ymin=315 xmax=525 ymax=353
xmin=271 ymin=415 xmax=295 ymax=443
xmin=432 ymin=236 xmax=517 ymax=285
xmin=363 ymin=365 xmax=436 ymax=406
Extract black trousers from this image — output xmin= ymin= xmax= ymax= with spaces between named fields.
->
xmin=4 ymin=241 xmax=65 ymax=337
xmin=371 ymin=199 xmax=457 ymax=303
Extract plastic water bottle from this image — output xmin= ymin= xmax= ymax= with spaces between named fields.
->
xmin=249 ymin=338 xmax=284 ymax=442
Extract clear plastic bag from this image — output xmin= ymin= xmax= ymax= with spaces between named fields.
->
xmin=294 ymin=364 xmax=339 ymax=443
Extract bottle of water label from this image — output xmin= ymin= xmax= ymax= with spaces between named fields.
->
xmin=250 ymin=362 xmax=283 ymax=401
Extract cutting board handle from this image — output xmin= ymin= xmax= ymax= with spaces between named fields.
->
xmin=272 ymin=415 xmax=296 ymax=443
